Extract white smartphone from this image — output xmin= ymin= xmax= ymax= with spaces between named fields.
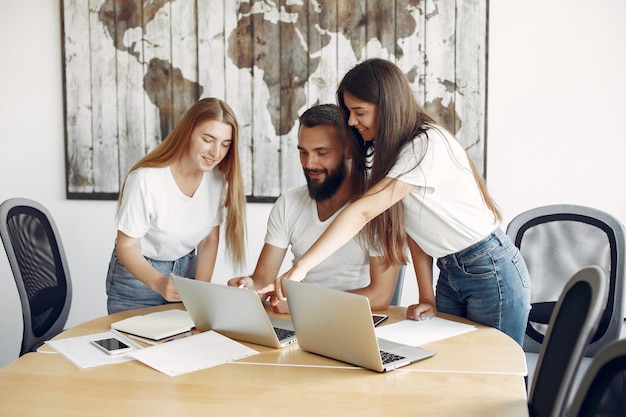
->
xmin=90 ymin=337 xmax=134 ymax=355
xmin=372 ymin=314 xmax=388 ymax=327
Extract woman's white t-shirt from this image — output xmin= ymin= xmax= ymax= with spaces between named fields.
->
xmin=386 ymin=127 xmax=498 ymax=259
xmin=117 ymin=167 xmax=224 ymax=261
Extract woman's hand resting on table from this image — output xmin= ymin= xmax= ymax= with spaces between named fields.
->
xmin=407 ymin=301 xmax=436 ymax=321
xmin=156 ymin=275 xmax=181 ymax=303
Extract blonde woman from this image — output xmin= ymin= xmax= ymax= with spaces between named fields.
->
xmin=106 ymin=98 xmax=246 ymax=313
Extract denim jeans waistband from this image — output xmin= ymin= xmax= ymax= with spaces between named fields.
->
xmin=438 ymin=227 xmax=508 ymax=265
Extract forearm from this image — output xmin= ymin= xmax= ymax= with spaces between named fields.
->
xmin=293 ymin=178 xmax=413 ymax=277
xmin=416 ymin=263 xmax=434 ymax=304
xmin=270 ymin=179 xmax=414 ymax=298
xmin=348 ymin=263 xmax=399 ymax=310
xmin=408 ymin=238 xmax=434 ymax=304
xmin=195 ymin=226 xmax=219 ymax=281
xmin=349 ymin=285 xmax=392 ymax=310
xmin=247 ymin=245 xmax=285 ymax=289
xmin=115 ymin=241 xmax=166 ymax=291
xmin=249 ymin=271 xmax=278 ymax=290
xmin=405 ymin=237 xmax=435 ymax=320
xmin=228 ymin=243 xmax=286 ymax=295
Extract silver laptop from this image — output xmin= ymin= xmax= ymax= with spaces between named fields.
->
xmin=284 ymin=279 xmax=436 ymax=372
xmin=172 ymin=275 xmax=297 ymax=348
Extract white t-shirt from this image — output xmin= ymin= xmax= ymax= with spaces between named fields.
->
xmin=265 ymin=186 xmax=370 ymax=291
xmin=117 ymin=167 xmax=224 ymax=261
xmin=387 ymin=126 xmax=498 ymax=259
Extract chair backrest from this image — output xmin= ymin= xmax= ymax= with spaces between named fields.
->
xmin=566 ymin=339 xmax=626 ymax=417
xmin=389 ymin=265 xmax=405 ymax=306
xmin=506 ymin=204 xmax=625 ymax=357
xmin=528 ymin=266 xmax=608 ymax=417
xmin=0 ymin=198 xmax=72 ymax=356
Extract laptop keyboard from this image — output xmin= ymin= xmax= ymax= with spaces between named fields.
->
xmin=273 ymin=327 xmax=296 ymax=341
xmin=380 ymin=350 xmax=406 ymax=364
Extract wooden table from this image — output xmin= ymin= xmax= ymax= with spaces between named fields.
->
xmin=0 ymin=304 xmax=529 ymax=417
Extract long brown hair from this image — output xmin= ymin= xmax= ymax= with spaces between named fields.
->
xmin=337 ymin=58 xmax=500 ymax=266
xmin=118 ymin=97 xmax=246 ymax=269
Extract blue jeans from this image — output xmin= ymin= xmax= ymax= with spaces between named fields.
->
xmin=435 ymin=227 xmax=531 ymax=346
xmin=106 ymin=249 xmax=196 ymax=314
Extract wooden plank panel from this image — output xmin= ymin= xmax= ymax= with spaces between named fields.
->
xmin=337 ymin=0 xmax=367 ymax=62
xmin=305 ymin=0 xmax=321 ymax=108
xmin=455 ymin=0 xmax=487 ymax=175
xmin=397 ymin=0 xmax=427 ymax=103
xmin=63 ymin=0 xmax=94 ymax=194
xmin=423 ymin=0 xmax=458 ymax=136
xmin=279 ymin=1 xmax=308 ymax=192
xmin=250 ymin=1 xmax=281 ymax=198
xmin=108 ymin=0 xmax=147 ymax=182
xmin=142 ymin=2 xmax=173 ymax=151
xmin=365 ymin=0 xmax=395 ymax=60
xmin=170 ymin=0 xmax=201 ymax=124
xmin=198 ymin=0 xmax=225 ymax=99
xmin=89 ymin=0 xmax=119 ymax=193
xmin=307 ymin=0 xmax=339 ymax=107
xmin=226 ymin=0 xmax=254 ymax=197
xmin=115 ymin=49 xmax=146 ymax=182
xmin=278 ymin=1 xmax=308 ymax=137
xmin=334 ymin=0 xmax=366 ymax=107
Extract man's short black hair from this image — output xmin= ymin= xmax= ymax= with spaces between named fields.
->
xmin=298 ymin=104 xmax=347 ymax=147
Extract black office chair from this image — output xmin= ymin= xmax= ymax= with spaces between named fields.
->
xmin=528 ymin=266 xmax=608 ymax=417
xmin=389 ymin=265 xmax=405 ymax=306
xmin=565 ymin=339 xmax=626 ymax=417
xmin=0 ymin=198 xmax=72 ymax=356
xmin=507 ymin=204 xmax=625 ymax=357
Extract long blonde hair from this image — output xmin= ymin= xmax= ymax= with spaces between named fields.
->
xmin=118 ymin=97 xmax=246 ymax=269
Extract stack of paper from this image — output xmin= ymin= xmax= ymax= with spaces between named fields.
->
xmin=46 ymin=329 xmax=259 ymax=376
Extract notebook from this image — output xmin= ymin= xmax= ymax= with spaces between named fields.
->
xmin=172 ymin=275 xmax=297 ymax=348
xmin=110 ymin=309 xmax=195 ymax=341
xmin=284 ymin=279 xmax=436 ymax=372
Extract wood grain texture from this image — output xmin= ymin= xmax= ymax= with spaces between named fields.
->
xmin=62 ymin=0 xmax=488 ymax=200
xmin=3 ymin=304 xmax=528 ymax=417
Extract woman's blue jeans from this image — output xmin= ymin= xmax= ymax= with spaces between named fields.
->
xmin=106 ymin=249 xmax=196 ymax=314
xmin=435 ymin=227 xmax=531 ymax=346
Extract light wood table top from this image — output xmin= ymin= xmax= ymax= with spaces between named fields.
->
xmin=0 ymin=303 xmax=529 ymax=417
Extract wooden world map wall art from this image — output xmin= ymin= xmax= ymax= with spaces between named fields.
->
xmin=62 ymin=0 xmax=487 ymax=201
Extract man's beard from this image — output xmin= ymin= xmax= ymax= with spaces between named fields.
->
xmin=304 ymin=159 xmax=346 ymax=202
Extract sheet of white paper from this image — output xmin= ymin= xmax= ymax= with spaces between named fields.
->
xmin=45 ymin=331 xmax=143 ymax=369
xmin=375 ymin=317 xmax=476 ymax=346
xmin=127 ymin=330 xmax=259 ymax=376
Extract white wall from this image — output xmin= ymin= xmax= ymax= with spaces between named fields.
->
xmin=1 ymin=0 xmax=625 ymax=368
xmin=487 ymin=1 xmax=626 ymax=222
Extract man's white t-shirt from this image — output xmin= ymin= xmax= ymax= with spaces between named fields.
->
xmin=387 ymin=127 xmax=498 ymax=259
xmin=265 ymin=186 xmax=370 ymax=291
xmin=117 ymin=167 xmax=224 ymax=261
